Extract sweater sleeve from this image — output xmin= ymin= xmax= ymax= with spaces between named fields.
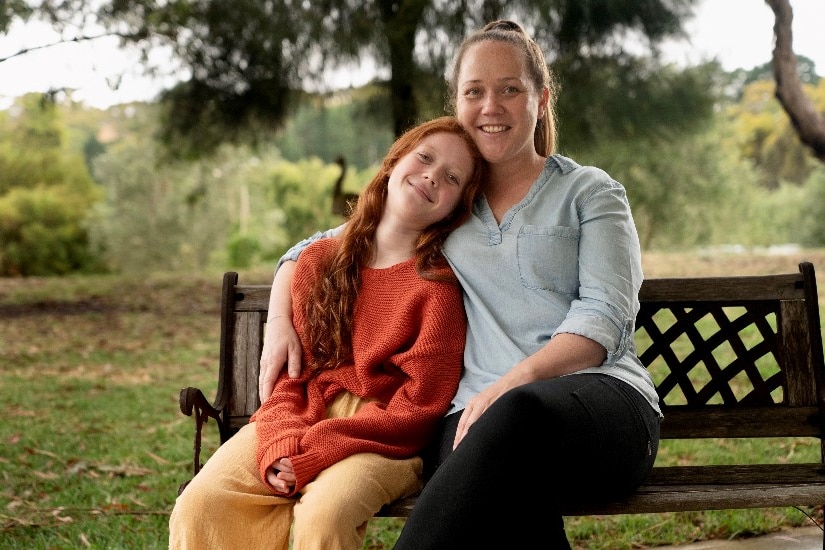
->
xmin=253 ymin=371 xmax=325 ymax=486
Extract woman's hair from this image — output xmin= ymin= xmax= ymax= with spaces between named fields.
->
xmin=447 ymin=19 xmax=560 ymax=157
xmin=304 ymin=116 xmax=486 ymax=372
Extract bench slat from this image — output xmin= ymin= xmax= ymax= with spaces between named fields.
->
xmin=233 ymin=286 xmax=272 ymax=311
xmin=659 ymin=406 xmax=822 ymax=438
xmin=229 ymin=311 xmax=265 ymax=417
xmin=567 ymin=483 xmax=825 ymax=515
xmin=638 ymin=273 xmax=804 ymax=302
xmin=380 ymin=464 xmax=825 ymax=517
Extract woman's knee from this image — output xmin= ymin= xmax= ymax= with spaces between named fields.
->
xmin=473 ymin=382 xmax=551 ymax=436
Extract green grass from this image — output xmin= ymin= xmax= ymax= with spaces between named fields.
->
xmin=1 ymin=271 xmax=224 ymax=550
xmin=1 ymin=254 xmax=824 ymax=549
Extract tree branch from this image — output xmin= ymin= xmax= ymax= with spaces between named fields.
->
xmin=0 ymin=32 xmax=144 ymax=64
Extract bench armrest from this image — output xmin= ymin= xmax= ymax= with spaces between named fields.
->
xmin=177 ymin=386 xmax=226 ymax=495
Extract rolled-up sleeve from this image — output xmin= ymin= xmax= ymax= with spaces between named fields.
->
xmin=554 ymin=178 xmax=643 ymax=366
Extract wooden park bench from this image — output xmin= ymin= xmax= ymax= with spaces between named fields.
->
xmin=178 ymin=261 xmax=825 ymax=545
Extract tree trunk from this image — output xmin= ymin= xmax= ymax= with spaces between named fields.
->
xmin=765 ymin=0 xmax=825 ymax=163
xmin=379 ymin=0 xmax=429 ymax=137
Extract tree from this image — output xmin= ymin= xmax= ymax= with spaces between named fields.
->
xmin=0 ymin=94 xmax=103 ymax=276
xmin=726 ymin=79 xmax=824 ymax=188
xmin=0 ymin=1 xmax=31 ymax=30
xmin=6 ymin=0 xmax=713 ymax=156
xmin=766 ymin=0 xmax=825 ymax=163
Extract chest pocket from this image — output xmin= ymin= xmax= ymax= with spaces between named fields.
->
xmin=516 ymin=225 xmax=579 ymax=295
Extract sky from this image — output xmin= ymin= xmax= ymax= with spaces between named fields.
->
xmin=0 ymin=0 xmax=823 ymax=110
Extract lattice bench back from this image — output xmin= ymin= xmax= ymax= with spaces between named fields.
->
xmin=636 ymin=262 xmax=824 ymax=444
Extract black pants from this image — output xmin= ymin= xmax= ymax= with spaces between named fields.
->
xmin=393 ymin=373 xmax=661 ymax=550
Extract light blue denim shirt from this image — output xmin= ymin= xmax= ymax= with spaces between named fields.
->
xmin=278 ymin=155 xmax=662 ymax=418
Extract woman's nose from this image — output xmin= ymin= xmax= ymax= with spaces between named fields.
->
xmin=481 ymin=94 xmax=502 ymax=114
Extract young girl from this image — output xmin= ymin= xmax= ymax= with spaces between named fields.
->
xmin=169 ymin=116 xmax=485 ymax=550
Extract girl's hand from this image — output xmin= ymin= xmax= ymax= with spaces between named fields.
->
xmin=266 ymin=457 xmax=296 ymax=493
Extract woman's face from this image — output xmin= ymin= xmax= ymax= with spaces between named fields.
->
xmin=385 ymin=132 xmax=475 ymax=230
xmin=455 ymin=40 xmax=547 ymax=165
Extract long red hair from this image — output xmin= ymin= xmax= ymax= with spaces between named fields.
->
xmin=304 ymin=116 xmax=485 ymax=372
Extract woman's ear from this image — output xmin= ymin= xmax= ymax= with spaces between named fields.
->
xmin=537 ymin=86 xmax=550 ymax=121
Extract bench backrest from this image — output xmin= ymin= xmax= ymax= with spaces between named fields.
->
xmin=214 ymin=262 xmax=824 ymax=449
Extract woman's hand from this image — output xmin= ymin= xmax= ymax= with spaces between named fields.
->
xmin=266 ymin=458 xmax=296 ymax=493
xmin=259 ymin=261 xmax=302 ymax=403
xmin=259 ymin=318 xmax=303 ymax=402
xmin=453 ymin=333 xmax=607 ymax=448
xmin=453 ymin=373 xmax=523 ymax=449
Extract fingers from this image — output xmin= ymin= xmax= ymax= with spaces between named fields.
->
xmin=287 ymin=342 xmax=302 ymax=379
xmin=453 ymin=415 xmax=467 ymax=449
xmin=453 ymin=405 xmax=480 ymax=449
xmin=271 ymin=472 xmax=296 ymax=493
xmin=266 ymin=463 xmax=297 ymax=493
xmin=259 ymin=326 xmax=304 ymax=402
xmin=276 ymin=457 xmax=294 ymax=474
xmin=258 ymin=362 xmax=280 ymax=403
xmin=453 ymin=390 xmax=498 ymax=449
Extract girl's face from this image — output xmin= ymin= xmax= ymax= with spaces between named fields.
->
xmin=456 ymin=40 xmax=547 ymax=164
xmin=386 ymin=132 xmax=475 ymax=230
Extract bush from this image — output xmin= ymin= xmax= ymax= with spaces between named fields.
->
xmin=0 ymin=185 xmax=102 ymax=276
xmin=228 ymin=234 xmax=261 ymax=268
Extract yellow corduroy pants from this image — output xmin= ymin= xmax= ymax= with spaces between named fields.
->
xmin=169 ymin=392 xmax=423 ymax=550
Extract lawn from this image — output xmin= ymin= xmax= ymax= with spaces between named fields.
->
xmin=2 ymin=248 xmax=825 ymax=549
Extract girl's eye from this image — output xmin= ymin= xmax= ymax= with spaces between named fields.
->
xmin=416 ymin=152 xmax=432 ymax=163
xmin=447 ymin=174 xmax=460 ymax=185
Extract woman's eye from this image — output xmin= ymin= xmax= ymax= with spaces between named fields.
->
xmin=447 ymin=174 xmax=460 ymax=185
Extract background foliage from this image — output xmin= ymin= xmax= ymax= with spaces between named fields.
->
xmin=1 ymin=0 xmax=823 ymax=276
xmin=3 ymin=0 xmax=716 ymax=151
xmin=2 ymin=66 xmax=823 ymax=276
xmin=0 ymin=95 xmax=103 ymax=276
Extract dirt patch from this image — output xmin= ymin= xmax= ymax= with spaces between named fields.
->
xmin=0 ymin=297 xmax=130 ymax=318
xmin=0 ymin=272 xmax=225 ymax=319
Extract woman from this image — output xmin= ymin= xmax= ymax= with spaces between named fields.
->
xmin=263 ymin=20 xmax=662 ymax=549
xmin=169 ymin=116 xmax=485 ymax=550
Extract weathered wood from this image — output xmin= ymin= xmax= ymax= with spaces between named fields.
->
xmin=179 ymin=261 xmax=825 ymax=545
xmin=638 ymin=272 xmax=804 ymax=302
xmin=658 ymin=406 xmax=822 ymax=438
xmin=229 ymin=311 xmax=264 ymax=417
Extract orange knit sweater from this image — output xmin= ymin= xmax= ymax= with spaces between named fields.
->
xmin=252 ymin=238 xmax=466 ymax=495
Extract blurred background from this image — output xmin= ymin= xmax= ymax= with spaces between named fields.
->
xmin=0 ymin=0 xmax=822 ymax=276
